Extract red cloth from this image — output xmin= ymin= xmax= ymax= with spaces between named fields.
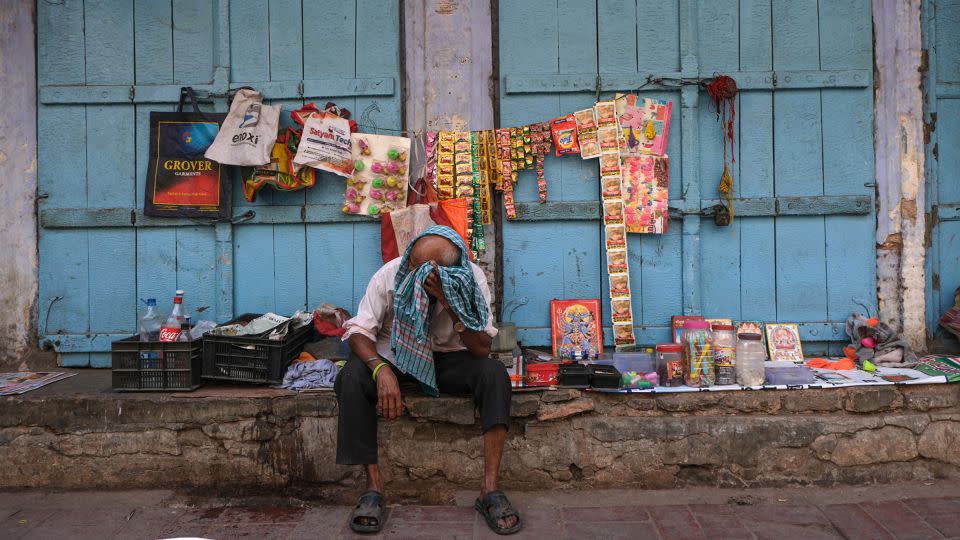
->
xmin=806 ymin=357 xmax=855 ymax=370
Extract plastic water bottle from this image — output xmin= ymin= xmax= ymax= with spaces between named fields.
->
xmin=138 ymin=299 xmax=162 ymax=342
xmin=159 ymin=290 xmax=185 ymax=342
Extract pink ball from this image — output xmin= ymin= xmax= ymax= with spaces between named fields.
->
xmin=371 ymin=162 xmax=384 ymax=174
xmin=385 ymin=191 xmax=398 ymax=201
xmin=369 ymin=189 xmax=383 ymax=200
xmin=861 ymin=337 xmax=876 ymax=348
xmin=347 ymin=203 xmax=360 ymax=213
xmin=387 ymin=161 xmax=400 ymax=174
xmin=346 ymin=188 xmax=357 ymax=198
xmin=644 ymin=372 xmax=659 ymax=386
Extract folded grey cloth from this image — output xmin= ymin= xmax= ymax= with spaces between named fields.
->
xmin=845 ymin=313 xmax=918 ymax=368
xmin=282 ymin=358 xmax=339 ymax=390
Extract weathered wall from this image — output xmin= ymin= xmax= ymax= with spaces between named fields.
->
xmin=2 ymin=386 xmax=959 ymax=497
xmin=0 ymin=0 xmax=38 ymax=367
xmin=404 ymin=0 xmax=498 ymax=309
xmin=874 ymin=0 xmax=926 ymax=350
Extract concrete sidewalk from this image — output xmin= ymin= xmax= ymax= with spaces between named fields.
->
xmin=2 ymin=483 xmax=960 ymax=539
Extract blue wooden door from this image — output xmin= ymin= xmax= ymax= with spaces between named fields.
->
xmin=925 ymin=0 xmax=960 ymax=348
xmin=499 ymin=0 xmax=876 ymax=352
xmin=37 ymin=0 xmax=400 ymax=366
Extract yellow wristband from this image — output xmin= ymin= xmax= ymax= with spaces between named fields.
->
xmin=372 ymin=362 xmax=387 ymax=381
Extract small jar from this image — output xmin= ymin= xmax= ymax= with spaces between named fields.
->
xmin=712 ymin=324 xmax=737 ymax=385
xmin=656 ymin=343 xmax=684 ymax=387
xmin=736 ymin=333 xmax=766 ymax=386
xmin=681 ymin=320 xmax=714 ymax=387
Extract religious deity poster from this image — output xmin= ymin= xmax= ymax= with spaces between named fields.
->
xmin=550 ymin=299 xmax=603 ymax=359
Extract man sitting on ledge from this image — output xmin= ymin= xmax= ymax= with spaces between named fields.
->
xmin=335 ymin=225 xmax=521 ymax=535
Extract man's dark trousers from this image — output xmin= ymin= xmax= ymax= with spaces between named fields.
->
xmin=335 ymin=351 xmax=512 ymax=464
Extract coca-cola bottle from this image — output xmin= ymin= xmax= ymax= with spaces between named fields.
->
xmin=159 ymin=290 xmax=185 ymax=342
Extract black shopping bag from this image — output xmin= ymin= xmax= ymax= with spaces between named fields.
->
xmin=144 ymin=87 xmax=230 ymax=218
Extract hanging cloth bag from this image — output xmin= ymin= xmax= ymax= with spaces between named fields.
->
xmin=145 ymin=87 xmax=229 ymax=218
xmin=205 ymin=87 xmax=280 ymax=166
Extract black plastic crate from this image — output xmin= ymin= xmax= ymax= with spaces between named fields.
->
xmin=111 ymin=336 xmax=203 ymax=392
xmin=201 ymin=313 xmax=314 ymax=384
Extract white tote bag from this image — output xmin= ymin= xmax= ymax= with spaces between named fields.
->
xmin=205 ymin=88 xmax=280 ymax=166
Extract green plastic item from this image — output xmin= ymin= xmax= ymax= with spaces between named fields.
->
xmin=862 ymin=360 xmax=877 ymax=372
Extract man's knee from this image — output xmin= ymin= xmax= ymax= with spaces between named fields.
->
xmin=478 ymin=358 xmax=510 ymax=390
xmin=335 ymin=359 xmax=370 ymax=399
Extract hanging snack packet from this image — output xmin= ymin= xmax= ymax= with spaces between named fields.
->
xmin=551 ymin=115 xmax=580 ymax=157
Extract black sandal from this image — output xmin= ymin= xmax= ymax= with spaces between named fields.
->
xmin=349 ymin=490 xmax=385 ymax=534
xmin=475 ymin=490 xmax=522 ymax=535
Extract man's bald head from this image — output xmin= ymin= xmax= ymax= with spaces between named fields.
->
xmin=408 ymin=235 xmax=460 ymax=269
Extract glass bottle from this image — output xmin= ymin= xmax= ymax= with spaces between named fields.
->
xmin=712 ymin=324 xmax=737 ymax=385
xmin=736 ymin=333 xmax=766 ymax=386
xmin=681 ymin=320 xmax=714 ymax=387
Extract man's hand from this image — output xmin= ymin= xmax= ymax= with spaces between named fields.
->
xmin=375 ymin=366 xmax=403 ymax=420
xmin=423 ymin=261 xmax=448 ymax=308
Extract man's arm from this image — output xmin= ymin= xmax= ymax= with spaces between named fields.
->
xmin=348 ymin=334 xmax=403 ymax=419
xmin=342 ymin=260 xmax=403 ymax=419
xmin=446 ymin=309 xmax=492 ymax=358
xmin=423 ymin=261 xmax=494 ymax=358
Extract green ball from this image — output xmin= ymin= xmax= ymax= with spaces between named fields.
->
xmin=368 ymin=205 xmax=379 ymax=215
xmin=387 ymin=148 xmax=400 ymax=160
xmin=354 ymin=160 xmax=365 ymax=171
xmin=372 ymin=178 xmax=384 ymax=188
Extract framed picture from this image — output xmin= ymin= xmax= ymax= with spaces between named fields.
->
xmin=671 ymin=315 xmax=705 ymax=343
xmin=765 ymin=323 xmax=804 ymax=363
xmin=550 ymin=299 xmax=602 ymax=359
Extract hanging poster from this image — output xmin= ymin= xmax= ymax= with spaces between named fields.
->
xmin=550 ymin=299 xmax=603 ymax=359
xmin=622 ymin=155 xmax=669 ymax=233
xmin=765 ymin=323 xmax=805 ymax=363
xmin=615 ymin=94 xmax=673 ymax=157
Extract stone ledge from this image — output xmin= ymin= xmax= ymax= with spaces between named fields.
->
xmin=1 ymin=379 xmax=958 ymax=494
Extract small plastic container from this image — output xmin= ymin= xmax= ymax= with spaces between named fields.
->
xmin=656 ymin=343 xmax=685 ymax=387
xmin=603 ymin=350 xmax=656 ymax=388
xmin=681 ymin=320 xmax=714 ymax=387
xmin=526 ymin=362 xmax=559 ymax=386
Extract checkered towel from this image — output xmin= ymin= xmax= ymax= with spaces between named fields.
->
xmin=390 ymin=226 xmax=489 ymax=396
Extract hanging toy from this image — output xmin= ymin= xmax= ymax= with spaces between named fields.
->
xmin=705 ymin=75 xmax=738 ymax=225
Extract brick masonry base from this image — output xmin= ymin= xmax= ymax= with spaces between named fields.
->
xmin=2 ymin=383 xmax=959 ymax=499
